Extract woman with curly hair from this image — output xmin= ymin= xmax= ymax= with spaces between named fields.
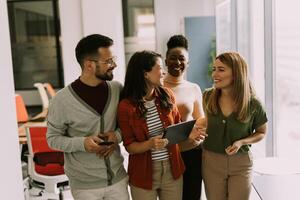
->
xmin=164 ymin=35 xmax=205 ymax=200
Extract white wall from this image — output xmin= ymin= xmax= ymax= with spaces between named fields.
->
xmin=60 ymin=0 xmax=126 ymax=85
xmin=0 ymin=2 xmax=24 ymax=199
xmin=81 ymin=0 xmax=126 ymax=83
xmin=59 ymin=0 xmax=83 ymax=85
xmin=154 ymin=0 xmax=216 ymax=55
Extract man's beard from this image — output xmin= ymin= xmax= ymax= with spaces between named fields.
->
xmin=96 ymin=72 xmax=113 ymax=81
xmin=95 ymin=64 xmax=114 ymax=81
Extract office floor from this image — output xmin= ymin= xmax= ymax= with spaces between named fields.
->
xmin=200 ymin=185 xmax=261 ymax=200
xmin=24 ymin=185 xmax=261 ymax=200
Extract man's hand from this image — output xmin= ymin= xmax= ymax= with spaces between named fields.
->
xmin=97 ymin=131 xmax=118 ymax=158
xmin=84 ymin=136 xmax=104 ymax=153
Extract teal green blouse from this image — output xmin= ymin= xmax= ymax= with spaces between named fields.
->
xmin=203 ymin=88 xmax=268 ymax=154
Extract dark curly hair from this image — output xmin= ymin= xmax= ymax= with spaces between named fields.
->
xmin=166 ymin=35 xmax=188 ymax=56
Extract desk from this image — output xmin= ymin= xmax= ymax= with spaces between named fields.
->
xmin=31 ymin=109 xmax=48 ymax=121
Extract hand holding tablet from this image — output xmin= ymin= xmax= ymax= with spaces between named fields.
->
xmin=162 ymin=120 xmax=197 ymax=145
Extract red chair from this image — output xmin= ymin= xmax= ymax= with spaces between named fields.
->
xmin=26 ymin=126 xmax=68 ymax=194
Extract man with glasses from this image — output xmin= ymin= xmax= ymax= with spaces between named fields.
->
xmin=47 ymin=34 xmax=129 ymax=200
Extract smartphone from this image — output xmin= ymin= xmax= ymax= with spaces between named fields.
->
xmin=99 ymin=141 xmax=114 ymax=146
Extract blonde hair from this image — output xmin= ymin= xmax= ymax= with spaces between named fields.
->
xmin=204 ymin=52 xmax=255 ymax=122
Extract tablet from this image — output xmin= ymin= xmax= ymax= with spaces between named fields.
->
xmin=162 ymin=119 xmax=196 ymax=145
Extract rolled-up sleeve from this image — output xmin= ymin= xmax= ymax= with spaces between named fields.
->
xmin=117 ymin=100 xmax=136 ymax=146
xmin=252 ymin=99 xmax=268 ymax=130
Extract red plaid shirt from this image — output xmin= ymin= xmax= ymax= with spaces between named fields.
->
xmin=117 ymin=87 xmax=185 ymax=189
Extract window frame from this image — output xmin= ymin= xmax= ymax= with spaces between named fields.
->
xmin=7 ymin=0 xmax=64 ymax=90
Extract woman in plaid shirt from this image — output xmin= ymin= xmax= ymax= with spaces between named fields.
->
xmin=118 ymin=50 xmax=204 ymax=200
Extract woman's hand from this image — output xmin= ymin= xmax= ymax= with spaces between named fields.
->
xmin=195 ymin=117 xmax=207 ymax=128
xmin=225 ymin=140 xmax=243 ymax=155
xmin=189 ymin=126 xmax=207 ymax=143
xmin=189 ymin=118 xmax=208 ymax=144
xmin=149 ymin=135 xmax=168 ymax=150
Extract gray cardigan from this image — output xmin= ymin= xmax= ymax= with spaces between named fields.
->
xmin=47 ymin=81 xmax=126 ymax=190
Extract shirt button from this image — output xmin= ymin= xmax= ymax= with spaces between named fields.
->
xmin=222 ymin=120 xmax=226 ymax=124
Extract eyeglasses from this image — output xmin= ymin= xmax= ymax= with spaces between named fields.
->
xmin=90 ymin=56 xmax=117 ymax=66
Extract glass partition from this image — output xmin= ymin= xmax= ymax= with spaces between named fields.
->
xmin=7 ymin=0 xmax=63 ymax=90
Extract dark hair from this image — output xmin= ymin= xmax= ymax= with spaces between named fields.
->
xmin=75 ymin=34 xmax=113 ymax=68
xmin=166 ymin=34 xmax=188 ymax=56
xmin=121 ymin=50 xmax=173 ymax=117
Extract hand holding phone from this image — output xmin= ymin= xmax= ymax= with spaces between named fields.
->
xmin=99 ymin=141 xmax=114 ymax=146
xmin=97 ymin=131 xmax=118 ymax=158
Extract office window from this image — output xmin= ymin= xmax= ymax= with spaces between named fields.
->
xmin=215 ymin=0 xmax=231 ymax=54
xmin=7 ymin=0 xmax=63 ymax=90
xmin=236 ymin=0 xmax=250 ymax=64
xmin=122 ymin=0 xmax=156 ymax=64
xmin=249 ymin=0 xmax=266 ymax=157
xmin=274 ymin=0 xmax=300 ymax=157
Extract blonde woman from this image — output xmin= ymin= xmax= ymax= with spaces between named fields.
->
xmin=202 ymin=52 xmax=268 ymax=200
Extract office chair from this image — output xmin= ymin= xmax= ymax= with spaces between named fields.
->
xmin=44 ymin=83 xmax=56 ymax=98
xmin=15 ymin=93 xmax=46 ymax=123
xmin=34 ymin=83 xmax=49 ymax=110
xmin=15 ymin=94 xmax=29 ymax=123
xmin=26 ymin=126 xmax=68 ymax=195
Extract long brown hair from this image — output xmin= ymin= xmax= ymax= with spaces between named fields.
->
xmin=204 ymin=52 xmax=255 ymax=122
xmin=121 ymin=51 xmax=173 ymax=118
